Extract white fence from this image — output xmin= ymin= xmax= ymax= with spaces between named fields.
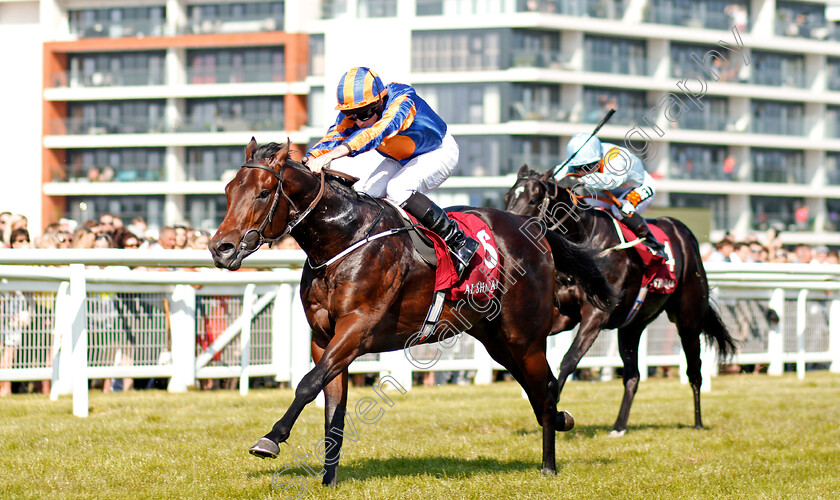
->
xmin=0 ymin=251 xmax=838 ymax=417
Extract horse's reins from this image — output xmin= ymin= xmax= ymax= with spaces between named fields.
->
xmin=239 ymin=162 xmax=413 ymax=270
xmin=238 ymin=161 xmax=326 ymax=256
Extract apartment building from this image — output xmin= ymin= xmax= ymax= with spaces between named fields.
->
xmin=4 ymin=0 xmax=840 ymax=244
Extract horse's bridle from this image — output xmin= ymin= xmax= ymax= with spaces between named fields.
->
xmin=237 ymin=161 xmax=326 ymax=257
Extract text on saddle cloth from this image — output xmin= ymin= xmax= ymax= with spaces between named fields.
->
xmin=407 ymin=211 xmax=502 ymax=302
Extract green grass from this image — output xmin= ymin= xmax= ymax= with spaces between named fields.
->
xmin=1 ymin=373 xmax=839 ymax=499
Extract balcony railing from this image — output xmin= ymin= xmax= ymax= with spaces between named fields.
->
xmin=177 ymin=115 xmax=284 ymax=133
xmin=750 ymin=68 xmax=806 ymax=88
xmin=52 ymin=117 xmax=168 ymax=136
xmin=181 ymin=17 xmax=281 ymax=35
xmin=509 ymin=49 xmax=570 ymax=69
xmin=646 ymin=2 xmax=742 ymax=31
xmin=750 ymin=119 xmax=805 ymax=136
xmin=506 ymin=154 xmax=562 ymax=174
xmin=510 ymin=103 xmax=572 ymax=122
xmin=752 ymin=165 xmax=805 ymax=184
xmin=582 ymin=105 xmax=647 ymax=125
xmin=187 ymin=64 xmax=285 ymax=84
xmin=60 ymin=164 xmax=165 ymax=183
xmin=668 ymin=160 xmax=733 ymax=181
xmin=584 ymin=54 xmax=649 ymax=76
xmin=517 ymin=0 xmax=625 ymax=19
xmin=70 ymin=19 xmax=165 ymax=39
xmin=53 ymin=69 xmax=166 ymax=88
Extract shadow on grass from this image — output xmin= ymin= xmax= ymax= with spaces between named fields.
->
xmin=514 ymin=422 xmax=695 ymax=439
xmin=250 ymin=456 xmax=556 ymax=481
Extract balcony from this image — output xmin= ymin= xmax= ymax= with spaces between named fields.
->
xmin=584 ymin=54 xmax=649 ymax=76
xmin=187 ymin=64 xmax=285 ymax=85
xmin=509 ymin=49 xmax=570 ymax=70
xmin=645 ymin=0 xmax=745 ymax=31
xmin=60 ymin=164 xmax=165 ymax=183
xmin=177 ymin=115 xmax=284 ymax=133
xmin=53 ymin=117 xmax=168 ymax=136
xmin=517 ymin=0 xmax=625 ymax=19
xmin=53 ymin=68 xmax=166 ymax=89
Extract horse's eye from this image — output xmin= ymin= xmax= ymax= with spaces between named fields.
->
xmin=528 ymin=198 xmax=539 ymax=205
xmin=258 ymin=189 xmax=270 ymax=199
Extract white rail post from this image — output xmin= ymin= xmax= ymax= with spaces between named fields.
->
xmin=699 ymin=329 xmax=713 ymax=393
xmin=796 ymin=289 xmax=808 ymax=380
xmin=767 ymin=288 xmax=785 ymax=376
xmin=240 ymin=284 xmax=256 ymax=396
xmin=639 ymin=328 xmax=649 ymax=382
xmin=380 ymin=348 xmax=414 ymax=391
xmin=830 ymin=300 xmax=840 ymax=374
xmin=473 ymin=339 xmax=494 ymax=385
xmin=289 ymin=285 xmax=311 ymax=389
xmin=168 ymin=284 xmax=196 ymax=393
xmin=273 ymin=284 xmax=293 ymax=383
xmin=69 ymin=264 xmax=88 ymax=418
xmin=51 ymin=281 xmax=72 ymax=399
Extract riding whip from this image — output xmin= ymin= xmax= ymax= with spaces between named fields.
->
xmin=550 ymin=108 xmax=616 ymax=176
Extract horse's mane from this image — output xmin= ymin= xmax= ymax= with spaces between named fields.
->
xmin=253 ymin=142 xmax=381 ymax=209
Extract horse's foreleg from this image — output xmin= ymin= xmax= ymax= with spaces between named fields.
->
xmin=611 ymin=326 xmax=644 ymax=437
xmin=556 ymin=312 xmax=605 ymax=395
xmin=321 ymin=368 xmax=349 ymax=487
xmin=252 ymin=328 xmax=360 ymax=459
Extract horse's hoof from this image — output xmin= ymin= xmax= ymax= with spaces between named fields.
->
xmin=555 ymin=410 xmax=575 ymax=432
xmin=249 ymin=437 xmax=280 ymax=459
xmin=608 ymin=429 xmax=626 ymax=438
xmin=540 ymin=467 xmax=557 ymax=476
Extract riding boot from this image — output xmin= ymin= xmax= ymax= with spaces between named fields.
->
xmin=401 ymin=192 xmax=481 ymax=279
xmin=622 ymin=212 xmax=666 ymax=259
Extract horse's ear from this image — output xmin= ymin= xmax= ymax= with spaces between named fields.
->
xmin=245 ymin=137 xmax=257 ymax=163
xmin=270 ymin=138 xmax=290 ymax=167
xmin=540 ymin=170 xmax=553 ymax=182
xmin=518 ymin=164 xmax=530 ymax=177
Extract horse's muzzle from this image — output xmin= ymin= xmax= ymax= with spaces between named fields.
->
xmin=210 ymin=238 xmax=243 ymax=271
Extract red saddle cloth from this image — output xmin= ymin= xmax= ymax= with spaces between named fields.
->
xmin=612 ymin=216 xmax=678 ymax=294
xmin=410 ymin=211 xmax=501 ymax=302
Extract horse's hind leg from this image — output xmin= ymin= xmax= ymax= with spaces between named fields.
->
xmin=611 ymin=325 xmax=645 ymax=436
xmin=676 ymin=321 xmax=704 ymax=429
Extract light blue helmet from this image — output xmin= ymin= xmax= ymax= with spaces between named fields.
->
xmin=565 ymin=133 xmax=602 ymax=168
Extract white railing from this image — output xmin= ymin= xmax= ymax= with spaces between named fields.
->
xmin=0 ymin=252 xmax=838 ymax=417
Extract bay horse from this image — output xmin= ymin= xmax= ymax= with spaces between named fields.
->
xmin=505 ymin=165 xmax=736 ymax=436
xmin=209 ymin=139 xmax=614 ymax=485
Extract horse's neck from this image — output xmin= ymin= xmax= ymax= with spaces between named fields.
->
xmin=290 ymin=178 xmax=386 ymax=264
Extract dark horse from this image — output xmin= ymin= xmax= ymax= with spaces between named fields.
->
xmin=210 ymin=139 xmax=614 ymax=484
xmin=505 ymin=165 xmax=735 ymax=436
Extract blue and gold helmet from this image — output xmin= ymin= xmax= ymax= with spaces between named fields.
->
xmin=335 ymin=67 xmax=387 ymax=111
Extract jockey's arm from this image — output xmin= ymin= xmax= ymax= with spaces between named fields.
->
xmin=304 ymin=144 xmax=351 ymax=173
xmin=580 ymin=153 xmax=634 ymax=191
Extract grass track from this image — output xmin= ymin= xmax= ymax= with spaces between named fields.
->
xmin=1 ymin=373 xmax=839 ymax=499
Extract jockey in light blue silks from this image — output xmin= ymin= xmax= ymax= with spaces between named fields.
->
xmin=554 ymin=133 xmax=666 ymax=258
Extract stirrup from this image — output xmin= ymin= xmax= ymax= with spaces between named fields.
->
xmin=450 ymin=236 xmax=480 ymax=279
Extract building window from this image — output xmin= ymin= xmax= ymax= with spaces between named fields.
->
xmin=69 ymin=6 xmax=165 ymax=39
xmin=187 ymin=47 xmax=285 ymax=84
xmin=751 ymin=149 xmax=805 ymax=184
xmin=412 ymin=30 xmax=502 ymax=72
xmin=669 ymin=193 xmax=729 ymax=232
xmin=309 ymin=34 xmax=325 ymax=77
xmin=186 ymin=195 xmax=228 ymax=232
xmin=751 ymin=51 xmax=806 ymax=87
xmin=751 ymin=100 xmax=805 ymax=136
xmin=750 ymin=196 xmax=806 ymax=231
xmin=646 ymin=0 xmax=747 ymax=31
xmin=453 ymin=135 xmax=503 ymax=177
xmin=517 ymin=0 xmax=624 ymax=18
xmin=510 ymin=84 xmax=562 ymax=121
xmin=669 ymin=144 xmax=730 ymax=181
xmin=66 ymin=148 xmax=165 ymax=183
xmin=67 ymin=196 xmax=165 ymax=230
xmin=183 ymin=97 xmax=285 ymax=132
xmin=417 ymin=0 xmax=509 ymax=15
xmin=65 ymin=51 xmax=165 ymax=88
xmin=670 ymin=42 xmax=743 ymax=82
xmin=322 ymin=0 xmax=349 ymax=19
xmin=582 ymin=87 xmax=647 ymax=125
xmin=680 ymin=96 xmax=729 ymax=131
xmin=66 ymin=100 xmax=166 ymax=135
xmin=186 ymin=147 xmax=244 ymax=181
xmin=829 ymin=59 xmax=840 ymax=91
xmin=827 ymin=106 xmax=840 ymax=139
xmin=510 ymin=30 xmax=562 ymax=69
xmin=826 ymin=197 xmax=840 ymax=231
xmin=358 ymin=0 xmax=396 ymax=17
xmin=509 ymin=136 xmax=560 ymax=176
xmin=825 ymin=153 xmax=840 ymax=185
xmin=776 ymin=1 xmax=834 ymax=40
xmin=584 ymin=36 xmax=648 ymax=76
xmin=186 ymin=2 xmax=284 ymax=34
xmin=414 ymin=84 xmax=487 ymax=125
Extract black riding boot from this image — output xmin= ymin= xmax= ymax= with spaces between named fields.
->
xmin=622 ymin=212 xmax=666 ymax=259
xmin=402 ymin=192 xmax=481 ymax=279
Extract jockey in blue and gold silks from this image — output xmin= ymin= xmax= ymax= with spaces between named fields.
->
xmin=304 ymin=67 xmax=479 ymax=278
xmin=554 ymin=133 xmax=666 ymax=258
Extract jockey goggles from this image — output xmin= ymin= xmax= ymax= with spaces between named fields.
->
xmin=346 ymin=102 xmax=381 ymax=122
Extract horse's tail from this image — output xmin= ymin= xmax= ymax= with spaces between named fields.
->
xmin=543 ymin=229 xmax=615 ymax=312
xmin=702 ymin=304 xmax=737 ymax=361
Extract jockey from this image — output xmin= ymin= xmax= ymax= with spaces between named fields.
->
xmin=303 ymin=67 xmax=480 ymax=278
xmin=554 ymin=133 xmax=666 ymax=258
